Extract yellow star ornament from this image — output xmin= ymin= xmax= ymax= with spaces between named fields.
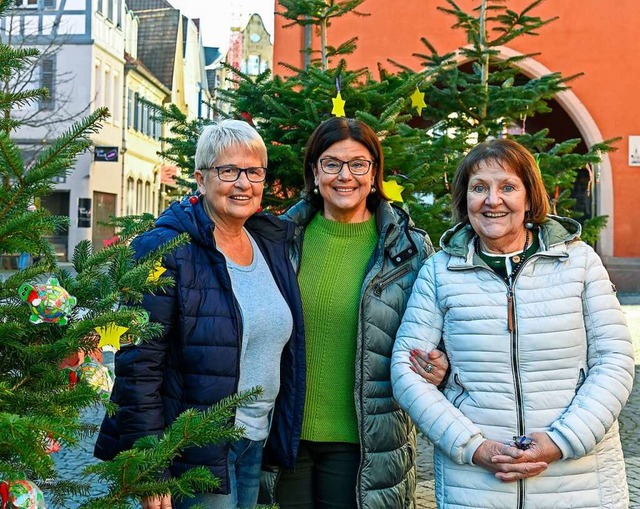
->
xmin=147 ymin=261 xmax=167 ymax=282
xmin=410 ymin=87 xmax=427 ymax=116
xmin=331 ymin=92 xmax=346 ymax=117
xmin=382 ymin=180 xmax=405 ymax=203
xmin=95 ymin=324 xmax=130 ymax=350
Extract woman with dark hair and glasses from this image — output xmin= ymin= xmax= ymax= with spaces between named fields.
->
xmin=95 ymin=120 xmax=306 ymax=509
xmin=261 ymin=117 xmax=446 ymax=509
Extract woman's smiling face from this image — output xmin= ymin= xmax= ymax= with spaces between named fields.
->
xmin=467 ymin=159 xmax=530 ymax=253
xmin=314 ymin=139 xmax=375 ymax=223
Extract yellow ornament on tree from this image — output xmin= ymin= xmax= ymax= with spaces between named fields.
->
xmin=147 ymin=260 xmax=167 ymax=282
xmin=95 ymin=324 xmax=130 ymax=350
xmin=410 ymin=87 xmax=427 ymax=116
xmin=382 ymin=180 xmax=405 ymax=203
xmin=331 ymin=92 xmax=346 ymax=117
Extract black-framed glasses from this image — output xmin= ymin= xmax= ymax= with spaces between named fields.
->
xmin=318 ymin=157 xmax=374 ymax=175
xmin=208 ymin=165 xmax=267 ymax=183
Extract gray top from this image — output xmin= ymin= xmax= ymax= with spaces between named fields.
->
xmin=225 ymin=231 xmax=294 ymax=441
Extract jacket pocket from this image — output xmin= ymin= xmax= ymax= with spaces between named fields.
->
xmin=575 ymin=363 xmax=587 ymax=394
xmin=373 ymin=263 xmax=412 ymax=296
xmin=451 ymin=372 xmax=469 ymax=408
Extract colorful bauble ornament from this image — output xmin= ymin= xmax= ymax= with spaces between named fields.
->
xmin=18 ymin=277 xmax=77 ymax=326
xmin=79 ymin=358 xmax=114 ymax=398
xmin=119 ymin=311 xmax=149 ymax=348
xmin=43 ymin=434 xmax=61 ymax=455
xmin=6 ymin=479 xmax=46 ymax=509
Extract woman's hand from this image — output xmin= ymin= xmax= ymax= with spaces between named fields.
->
xmin=141 ymin=494 xmax=172 ymax=509
xmin=410 ymin=349 xmax=449 ymax=387
xmin=490 ymin=432 xmax=562 ymax=482
xmin=473 ymin=439 xmax=548 ymax=481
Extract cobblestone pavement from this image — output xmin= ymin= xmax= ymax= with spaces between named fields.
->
xmin=49 ymin=297 xmax=640 ymax=508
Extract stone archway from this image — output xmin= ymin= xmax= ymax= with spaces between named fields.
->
xmin=454 ymin=46 xmax=614 ymax=256
xmin=496 ymin=47 xmax=614 ymax=256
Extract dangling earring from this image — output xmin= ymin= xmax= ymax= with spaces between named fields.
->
xmin=313 ymin=186 xmax=319 ymax=195
xmin=524 ymin=211 xmax=534 ymax=230
xmin=370 ymin=186 xmax=376 ymax=194
xmin=189 ymin=192 xmax=200 ymax=205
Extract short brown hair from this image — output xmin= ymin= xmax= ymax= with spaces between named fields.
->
xmin=451 ymin=138 xmax=550 ymax=225
xmin=303 ymin=117 xmax=389 ymax=210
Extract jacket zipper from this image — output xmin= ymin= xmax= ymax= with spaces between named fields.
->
xmin=508 ymin=279 xmax=525 ymax=509
xmin=373 ymin=263 xmax=411 ymax=296
xmin=508 ymin=256 xmax=539 ymax=509
xmin=354 ymin=226 xmax=392 ymax=508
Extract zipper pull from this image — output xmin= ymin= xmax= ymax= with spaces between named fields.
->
xmin=507 ymin=289 xmax=514 ymax=332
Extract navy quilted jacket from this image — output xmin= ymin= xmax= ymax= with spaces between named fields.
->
xmin=94 ymin=197 xmax=306 ymax=494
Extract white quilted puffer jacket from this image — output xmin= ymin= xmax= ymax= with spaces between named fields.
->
xmin=391 ymin=216 xmax=635 ymax=509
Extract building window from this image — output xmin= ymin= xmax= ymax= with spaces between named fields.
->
xmin=113 ymin=71 xmax=120 ymax=125
xmin=133 ymin=92 xmax=139 ymax=129
xmin=127 ymin=89 xmax=133 ymax=128
xmin=107 ymin=0 xmax=114 ymax=21
xmin=126 ymin=177 xmax=134 ymax=215
xmin=97 ymin=0 xmax=103 ymax=14
xmin=136 ymin=179 xmax=143 ymax=214
xmin=104 ymin=66 xmax=112 ymax=120
xmin=43 ymin=0 xmax=55 ymax=8
xmin=94 ymin=61 xmax=102 ymax=109
xmin=19 ymin=0 xmax=38 ymax=8
xmin=39 ymin=56 xmax=55 ymax=110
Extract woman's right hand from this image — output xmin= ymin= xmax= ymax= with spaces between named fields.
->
xmin=472 ymin=440 xmax=548 ymax=481
xmin=409 ymin=348 xmax=449 ymax=387
xmin=141 ymin=494 xmax=172 ymax=509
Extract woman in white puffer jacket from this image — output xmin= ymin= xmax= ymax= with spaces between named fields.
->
xmin=391 ymin=138 xmax=635 ymax=509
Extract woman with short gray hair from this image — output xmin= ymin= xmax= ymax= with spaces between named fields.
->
xmin=95 ymin=119 xmax=306 ymax=509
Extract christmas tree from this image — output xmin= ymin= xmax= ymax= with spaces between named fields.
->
xmin=161 ymin=0 xmax=612 ymax=245
xmin=0 ymin=0 xmax=256 ymax=505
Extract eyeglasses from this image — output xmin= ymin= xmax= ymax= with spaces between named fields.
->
xmin=318 ymin=157 xmax=374 ymax=176
xmin=208 ymin=165 xmax=267 ymax=183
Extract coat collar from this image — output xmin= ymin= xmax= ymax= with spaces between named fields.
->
xmin=441 ymin=215 xmax=582 ymax=269
xmin=284 ymin=198 xmax=422 ymax=266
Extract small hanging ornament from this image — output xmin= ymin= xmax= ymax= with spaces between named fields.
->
xmin=240 ymin=111 xmax=255 ymax=126
xmin=1 ymin=480 xmax=9 ymax=509
xmin=410 ymin=87 xmax=427 ymax=116
xmin=119 ymin=310 xmax=150 ymax=348
xmin=147 ymin=260 xmax=167 ymax=283
xmin=43 ymin=434 xmax=61 ymax=455
xmin=6 ymin=479 xmax=46 ymax=509
xmin=18 ymin=277 xmax=77 ymax=325
xmin=79 ymin=356 xmax=115 ymax=398
xmin=331 ymin=76 xmax=346 ymax=117
xmin=443 ymin=172 xmax=450 ymax=191
xmin=95 ymin=324 xmax=129 ymax=350
xmin=382 ymin=180 xmax=405 ymax=203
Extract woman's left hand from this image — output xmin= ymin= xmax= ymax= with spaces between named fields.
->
xmin=491 ymin=432 xmax=562 ymax=482
xmin=410 ymin=348 xmax=449 ymax=387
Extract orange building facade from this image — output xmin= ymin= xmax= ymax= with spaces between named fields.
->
xmin=272 ymin=0 xmax=640 ymax=289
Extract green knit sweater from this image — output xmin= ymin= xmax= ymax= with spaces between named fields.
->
xmin=298 ymin=213 xmax=378 ymax=443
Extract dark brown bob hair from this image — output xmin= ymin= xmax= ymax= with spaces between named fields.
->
xmin=303 ymin=117 xmax=389 ymax=210
xmin=451 ymin=138 xmax=550 ymax=225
